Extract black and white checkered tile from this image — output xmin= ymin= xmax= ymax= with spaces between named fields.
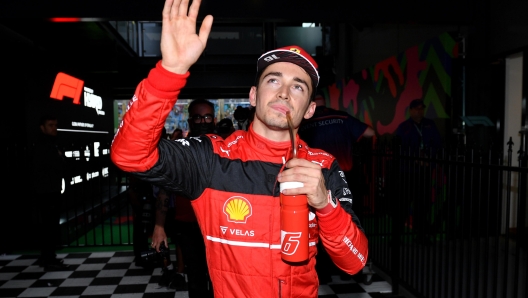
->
xmin=0 ymin=252 xmax=394 ymax=298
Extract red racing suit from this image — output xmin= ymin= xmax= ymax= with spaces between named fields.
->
xmin=111 ymin=62 xmax=368 ymax=298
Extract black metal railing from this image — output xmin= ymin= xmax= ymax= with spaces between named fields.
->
xmin=55 ymin=142 xmax=129 ymax=247
xmin=359 ymin=137 xmax=528 ymax=298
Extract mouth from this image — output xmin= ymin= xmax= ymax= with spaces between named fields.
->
xmin=269 ymin=103 xmax=291 ymax=115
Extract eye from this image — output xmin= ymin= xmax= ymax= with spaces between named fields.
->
xmin=293 ymin=84 xmax=304 ymax=92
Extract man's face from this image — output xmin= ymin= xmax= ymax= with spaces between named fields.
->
xmin=187 ymin=103 xmax=216 ymax=136
xmin=249 ymin=62 xmax=316 ymax=132
xmin=410 ymin=105 xmax=425 ymax=123
xmin=40 ymin=119 xmax=58 ymax=136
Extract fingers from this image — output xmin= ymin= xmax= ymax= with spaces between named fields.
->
xmin=187 ymin=0 xmax=201 ymax=18
xmin=159 ymin=0 xmax=212 ymax=73
xmin=162 ymin=0 xmax=191 ymax=20
xmin=278 ymin=158 xmax=328 ymax=208
xmin=198 ymin=14 xmax=214 ymax=45
xmin=162 ymin=0 xmax=175 ymax=21
xmin=178 ymin=0 xmax=190 ymax=17
xmin=286 ymin=158 xmax=320 ymax=169
xmin=278 ymin=158 xmax=323 ymax=190
xmin=152 ymin=239 xmax=167 ymax=252
xmin=161 ymin=0 xmax=211 ymax=44
xmin=281 ymin=158 xmax=321 ymax=179
xmin=151 ymin=227 xmax=167 ymax=252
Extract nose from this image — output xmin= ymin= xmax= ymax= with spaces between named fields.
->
xmin=277 ymin=85 xmax=289 ymax=100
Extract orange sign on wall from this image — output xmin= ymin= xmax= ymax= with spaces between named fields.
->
xmin=50 ymin=72 xmax=84 ymax=104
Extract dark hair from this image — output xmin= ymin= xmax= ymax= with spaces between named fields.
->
xmin=409 ymin=99 xmax=426 ymax=109
xmin=217 ymin=118 xmax=234 ymax=133
xmin=39 ymin=114 xmax=57 ymax=126
xmin=188 ymin=99 xmax=214 ymax=116
xmin=234 ymin=106 xmax=250 ymax=122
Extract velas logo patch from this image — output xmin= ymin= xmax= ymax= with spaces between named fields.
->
xmin=223 ymin=196 xmax=252 ymax=223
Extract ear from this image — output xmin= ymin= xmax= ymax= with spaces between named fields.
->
xmin=303 ymin=101 xmax=317 ymax=119
xmin=39 ymin=124 xmax=45 ymax=133
xmin=249 ymin=86 xmax=257 ymax=107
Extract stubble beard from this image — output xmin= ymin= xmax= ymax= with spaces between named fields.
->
xmin=268 ymin=112 xmax=290 ymax=131
xmin=259 ymin=100 xmax=291 ymax=131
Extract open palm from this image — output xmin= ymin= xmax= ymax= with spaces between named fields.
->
xmin=160 ymin=0 xmax=213 ymax=74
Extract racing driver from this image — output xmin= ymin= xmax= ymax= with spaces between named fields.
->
xmin=110 ymin=0 xmax=368 ymax=297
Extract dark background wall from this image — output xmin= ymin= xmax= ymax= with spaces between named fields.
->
xmin=1 ymin=0 xmax=528 ymax=251
xmin=0 ymin=0 xmax=526 ymax=175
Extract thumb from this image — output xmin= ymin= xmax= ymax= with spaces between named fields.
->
xmin=198 ymin=15 xmax=214 ymax=46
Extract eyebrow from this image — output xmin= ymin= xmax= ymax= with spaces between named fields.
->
xmin=262 ymin=71 xmax=310 ymax=90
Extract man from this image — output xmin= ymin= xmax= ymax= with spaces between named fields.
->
xmin=216 ymin=118 xmax=235 ymax=139
xmin=395 ymin=99 xmax=442 ymax=244
xmin=152 ymin=99 xmax=215 ymax=296
xmin=32 ymin=115 xmax=69 ymax=271
xmin=111 ymin=0 xmax=368 ymax=297
xmin=299 ymin=93 xmax=375 ymax=175
xmin=395 ymin=99 xmax=441 ymax=153
xmin=127 ymin=174 xmax=156 ymax=268
xmin=185 ymin=98 xmax=217 ymax=135
xmin=233 ymin=105 xmax=254 ymax=130
xmin=299 ymin=93 xmax=374 ymax=283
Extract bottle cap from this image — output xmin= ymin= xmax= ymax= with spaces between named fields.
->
xmin=280 ymin=181 xmax=304 ymax=193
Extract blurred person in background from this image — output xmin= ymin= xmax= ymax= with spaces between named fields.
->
xmin=32 ymin=114 xmax=69 ymax=271
xmin=299 ymin=93 xmax=374 ymax=283
xmin=151 ymin=98 xmax=215 ymax=296
xmin=216 ymin=118 xmax=235 ymax=139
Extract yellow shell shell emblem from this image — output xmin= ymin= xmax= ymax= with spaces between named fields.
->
xmin=223 ymin=196 xmax=252 ymax=223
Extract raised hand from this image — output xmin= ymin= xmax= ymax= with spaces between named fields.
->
xmin=160 ymin=0 xmax=214 ymax=74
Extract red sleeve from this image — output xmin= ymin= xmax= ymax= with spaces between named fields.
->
xmin=110 ymin=61 xmax=190 ymax=172
xmin=317 ymin=204 xmax=369 ymax=275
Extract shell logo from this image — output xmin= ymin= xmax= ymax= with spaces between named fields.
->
xmin=223 ymin=196 xmax=252 ymax=223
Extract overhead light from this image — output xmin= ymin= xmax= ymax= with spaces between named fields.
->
xmin=49 ymin=18 xmax=104 ymax=22
xmin=49 ymin=18 xmax=81 ymax=22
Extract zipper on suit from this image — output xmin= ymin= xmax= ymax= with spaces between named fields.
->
xmin=278 ymin=279 xmax=285 ymax=298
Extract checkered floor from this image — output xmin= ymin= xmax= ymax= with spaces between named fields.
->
xmin=0 ymin=251 xmax=397 ymax=298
